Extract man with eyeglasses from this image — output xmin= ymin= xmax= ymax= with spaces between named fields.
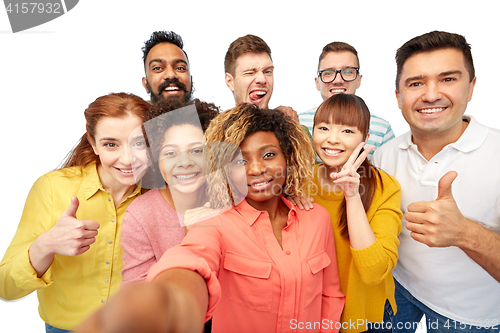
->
xmin=299 ymin=42 xmax=394 ymax=160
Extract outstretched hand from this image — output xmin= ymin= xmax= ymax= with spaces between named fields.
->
xmin=330 ymin=142 xmax=374 ymax=198
xmin=405 ymin=171 xmax=467 ymax=247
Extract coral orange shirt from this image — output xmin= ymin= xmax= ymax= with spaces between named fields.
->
xmin=147 ymin=196 xmax=345 ymax=333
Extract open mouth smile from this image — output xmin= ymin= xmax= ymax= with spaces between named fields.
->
xmin=174 ymin=172 xmax=200 ymax=181
xmin=417 ymin=107 xmax=447 ymax=114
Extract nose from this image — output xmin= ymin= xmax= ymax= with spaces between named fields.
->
xmin=247 ymin=160 xmax=265 ymax=176
xmin=120 ymin=147 xmax=132 ymax=166
xmin=422 ymin=81 xmax=442 ymax=103
xmin=326 ymin=130 xmax=341 ymax=144
xmin=332 ymin=71 xmax=345 ymax=84
xmin=177 ymin=150 xmax=194 ymax=167
xmin=162 ymin=64 xmax=178 ymax=80
xmin=254 ymin=71 xmax=267 ymax=85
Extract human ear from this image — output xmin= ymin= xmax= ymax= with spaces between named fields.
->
xmin=225 ymin=73 xmax=235 ymax=92
xmin=142 ymin=77 xmax=149 ymax=94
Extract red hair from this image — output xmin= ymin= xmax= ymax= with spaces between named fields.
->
xmin=60 ymin=93 xmax=150 ymax=169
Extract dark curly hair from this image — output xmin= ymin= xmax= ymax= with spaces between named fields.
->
xmin=204 ymin=103 xmax=315 ymax=208
xmin=141 ymin=98 xmax=220 ymax=188
xmin=142 ymin=31 xmax=188 ymax=65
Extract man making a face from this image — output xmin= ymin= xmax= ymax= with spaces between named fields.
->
xmin=373 ymin=31 xmax=500 ymax=332
xmin=142 ymin=31 xmax=193 ymax=104
xmin=224 ymin=34 xmax=300 ymax=122
xmin=299 ymin=42 xmax=394 ymax=159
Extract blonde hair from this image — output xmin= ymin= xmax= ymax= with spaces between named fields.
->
xmin=204 ymin=103 xmax=315 ymax=208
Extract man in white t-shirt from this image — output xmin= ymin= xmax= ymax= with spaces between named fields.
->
xmin=299 ymin=42 xmax=394 ymax=160
xmin=373 ymin=31 xmax=500 ymax=332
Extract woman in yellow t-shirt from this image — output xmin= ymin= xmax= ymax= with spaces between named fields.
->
xmin=310 ymin=94 xmax=403 ymax=333
xmin=0 ymin=93 xmax=150 ymax=332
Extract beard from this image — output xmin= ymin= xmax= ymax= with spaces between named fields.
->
xmin=146 ymin=79 xmax=193 ymax=104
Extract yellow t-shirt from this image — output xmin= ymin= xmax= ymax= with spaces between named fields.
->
xmin=310 ymin=164 xmax=403 ymax=333
xmin=0 ymin=162 xmax=141 ymax=330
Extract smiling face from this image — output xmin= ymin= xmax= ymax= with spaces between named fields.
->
xmin=315 ymin=51 xmax=362 ymax=100
xmin=92 ymin=114 xmax=147 ymax=190
xmin=142 ymin=42 xmax=193 ymax=103
xmin=313 ymin=122 xmax=366 ymax=172
xmin=225 ymin=52 xmax=274 ymax=109
xmin=235 ymin=131 xmax=286 ymax=209
xmin=158 ymin=124 xmax=206 ymax=195
xmin=396 ymin=48 xmax=476 ymax=143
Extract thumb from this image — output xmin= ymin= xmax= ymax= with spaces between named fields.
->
xmin=63 ymin=196 xmax=80 ymax=218
xmin=437 ymin=171 xmax=458 ymax=200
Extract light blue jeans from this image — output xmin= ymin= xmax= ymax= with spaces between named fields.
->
xmin=392 ymin=279 xmax=499 ymax=333
xmin=45 ymin=323 xmax=71 ymax=333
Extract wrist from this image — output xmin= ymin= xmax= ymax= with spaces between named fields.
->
xmin=454 ymin=217 xmax=479 ymax=250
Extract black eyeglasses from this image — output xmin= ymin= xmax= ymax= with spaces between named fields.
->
xmin=318 ymin=67 xmax=360 ymax=83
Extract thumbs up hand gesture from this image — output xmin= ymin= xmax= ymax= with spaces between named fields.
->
xmin=45 ymin=196 xmax=101 ymax=256
xmin=405 ymin=171 xmax=467 ymax=247
xmin=29 ymin=196 xmax=101 ymax=277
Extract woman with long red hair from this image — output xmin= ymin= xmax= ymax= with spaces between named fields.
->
xmin=0 ymin=93 xmax=150 ymax=333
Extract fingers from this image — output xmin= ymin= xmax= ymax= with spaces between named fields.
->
xmin=62 ymin=196 xmax=80 ymax=218
xmin=437 ymin=171 xmax=458 ymax=200
xmin=346 ymin=142 xmax=365 ymax=166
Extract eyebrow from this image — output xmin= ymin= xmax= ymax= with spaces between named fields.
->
xmin=241 ymin=144 xmax=280 ymax=154
xmin=243 ymin=65 xmax=274 ymax=72
xmin=404 ymin=70 xmax=464 ymax=86
xmin=99 ymin=137 xmax=117 ymax=142
xmin=148 ymin=58 xmax=188 ymax=67
xmin=161 ymin=142 xmax=203 ymax=150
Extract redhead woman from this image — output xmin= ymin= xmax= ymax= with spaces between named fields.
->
xmin=0 ymin=93 xmax=150 ymax=333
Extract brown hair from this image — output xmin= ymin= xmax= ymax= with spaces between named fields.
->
xmin=224 ymin=35 xmax=272 ymax=75
xmin=395 ymin=31 xmax=475 ymax=91
xmin=318 ymin=42 xmax=359 ymax=70
xmin=60 ymin=93 xmax=150 ymax=169
xmin=314 ymin=94 xmax=382 ymax=239
xmin=204 ymin=103 xmax=315 ymax=208
xmin=141 ymin=98 xmax=220 ymax=188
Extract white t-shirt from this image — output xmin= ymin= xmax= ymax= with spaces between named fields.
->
xmin=373 ymin=116 xmax=500 ymax=326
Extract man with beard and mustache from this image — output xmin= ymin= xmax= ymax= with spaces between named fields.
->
xmin=142 ymin=31 xmax=193 ymax=104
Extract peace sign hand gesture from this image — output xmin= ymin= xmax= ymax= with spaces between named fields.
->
xmin=330 ymin=142 xmax=374 ymax=199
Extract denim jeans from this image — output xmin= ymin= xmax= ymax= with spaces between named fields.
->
xmin=365 ymin=299 xmax=394 ymax=333
xmin=392 ymin=279 xmax=499 ymax=333
xmin=45 ymin=323 xmax=71 ymax=333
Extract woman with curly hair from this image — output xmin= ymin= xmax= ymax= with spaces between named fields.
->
xmin=120 ymin=98 xmax=220 ymax=287
xmin=76 ymin=103 xmax=345 ymax=333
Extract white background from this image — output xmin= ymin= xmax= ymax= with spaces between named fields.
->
xmin=1 ymin=0 xmax=498 ymax=331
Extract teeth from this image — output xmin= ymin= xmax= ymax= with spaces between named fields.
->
xmin=120 ymin=169 xmax=134 ymax=173
xmin=418 ymin=107 xmax=445 ymax=114
xmin=324 ymin=148 xmax=343 ymax=154
xmin=254 ymin=91 xmax=266 ymax=96
xmin=330 ymin=89 xmax=344 ymax=94
xmin=175 ymin=173 xmax=198 ymax=180
xmin=252 ymin=180 xmax=270 ymax=187
xmin=165 ymin=86 xmax=179 ymax=91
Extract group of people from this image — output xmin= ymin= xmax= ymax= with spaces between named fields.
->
xmin=1 ymin=29 xmax=499 ymax=333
